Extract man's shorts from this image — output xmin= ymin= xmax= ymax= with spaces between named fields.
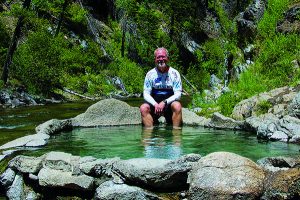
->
xmin=145 ymin=94 xmax=174 ymax=125
xmin=146 ymin=102 xmax=173 ymax=125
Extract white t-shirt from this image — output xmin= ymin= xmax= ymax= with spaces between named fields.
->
xmin=143 ymin=67 xmax=182 ymax=106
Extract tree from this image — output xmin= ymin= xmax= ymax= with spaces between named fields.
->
xmin=2 ymin=0 xmax=31 ymax=84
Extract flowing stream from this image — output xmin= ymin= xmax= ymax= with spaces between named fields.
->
xmin=1 ymin=98 xmax=299 ymax=162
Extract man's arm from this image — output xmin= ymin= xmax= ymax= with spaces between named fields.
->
xmin=143 ymin=89 xmax=157 ymax=106
xmin=143 ymin=73 xmax=157 ymax=106
xmin=164 ymin=70 xmax=182 ymax=104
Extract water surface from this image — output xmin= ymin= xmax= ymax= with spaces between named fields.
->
xmin=23 ymin=125 xmax=300 ymax=162
xmin=1 ymin=99 xmax=299 ymax=162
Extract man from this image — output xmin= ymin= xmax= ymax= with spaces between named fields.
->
xmin=140 ymin=47 xmax=182 ymax=129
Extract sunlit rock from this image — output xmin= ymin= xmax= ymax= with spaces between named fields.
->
xmin=188 ymin=152 xmax=265 ymax=199
xmin=95 ymin=181 xmax=158 ymax=200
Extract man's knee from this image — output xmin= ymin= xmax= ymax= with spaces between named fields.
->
xmin=140 ymin=103 xmax=150 ymax=114
xmin=171 ymin=101 xmax=182 ymax=113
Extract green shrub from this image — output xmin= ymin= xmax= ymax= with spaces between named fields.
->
xmin=257 ymin=0 xmax=290 ymax=39
xmin=217 ymin=65 xmax=268 ymax=116
xmin=256 ymin=34 xmax=299 ymax=88
xmin=256 ymin=100 xmax=273 ymax=115
xmin=108 ymin=57 xmax=144 ymax=94
xmin=62 ymin=72 xmax=115 ymax=96
xmin=11 ymin=29 xmax=67 ymax=95
xmin=186 ymin=64 xmax=210 ymax=91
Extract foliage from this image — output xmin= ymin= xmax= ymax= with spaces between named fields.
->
xmin=256 ymin=100 xmax=273 ymax=115
xmin=62 ymin=72 xmax=115 ymax=96
xmin=257 ymin=0 xmax=291 ymax=39
xmin=0 ymin=18 xmax=10 ymax=69
xmin=11 ymin=29 xmax=66 ymax=95
xmin=66 ymin=2 xmax=87 ymax=25
xmin=256 ymin=34 xmax=300 ymax=87
xmin=190 ymin=91 xmax=220 ymax=117
xmin=108 ymin=57 xmax=144 ymax=94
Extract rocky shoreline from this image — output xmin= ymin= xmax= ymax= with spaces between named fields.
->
xmin=1 ymin=151 xmax=300 ymax=199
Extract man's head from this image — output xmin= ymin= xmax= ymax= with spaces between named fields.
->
xmin=154 ymin=47 xmax=169 ymax=72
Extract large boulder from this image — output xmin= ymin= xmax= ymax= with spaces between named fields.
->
xmin=188 ymin=152 xmax=266 ymax=199
xmin=112 ymin=154 xmax=201 ymax=191
xmin=9 ymin=155 xmax=43 ymax=174
xmin=72 ymin=98 xmax=141 ymax=126
xmin=182 ymin=108 xmax=210 ymax=126
xmin=247 ymin=114 xmax=300 ymax=143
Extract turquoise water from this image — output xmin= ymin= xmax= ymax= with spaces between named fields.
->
xmin=1 ymin=99 xmax=299 ymax=162
xmin=23 ymin=125 xmax=300 ymax=162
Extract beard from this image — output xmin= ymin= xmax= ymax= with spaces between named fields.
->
xmin=157 ymin=61 xmax=167 ymax=68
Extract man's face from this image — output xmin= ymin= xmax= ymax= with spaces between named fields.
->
xmin=155 ymin=49 xmax=169 ymax=70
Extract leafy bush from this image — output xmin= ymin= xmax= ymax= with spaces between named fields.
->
xmin=108 ymin=57 xmax=144 ymax=94
xmin=217 ymin=66 xmax=268 ymax=116
xmin=256 ymin=34 xmax=300 ymax=87
xmin=11 ymin=29 xmax=67 ymax=95
xmin=256 ymin=100 xmax=273 ymax=115
xmin=62 ymin=72 xmax=115 ymax=96
xmin=257 ymin=0 xmax=290 ymax=39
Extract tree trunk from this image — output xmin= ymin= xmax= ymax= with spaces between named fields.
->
xmin=55 ymin=0 xmax=69 ymax=36
xmin=121 ymin=28 xmax=125 ymax=57
xmin=2 ymin=0 xmax=31 ymax=84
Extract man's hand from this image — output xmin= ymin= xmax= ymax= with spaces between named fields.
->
xmin=154 ymin=101 xmax=166 ymax=115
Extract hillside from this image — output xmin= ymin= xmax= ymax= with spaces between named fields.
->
xmin=0 ymin=0 xmax=299 ymax=116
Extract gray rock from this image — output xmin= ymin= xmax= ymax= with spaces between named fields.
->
xmin=72 ymin=99 xmax=141 ymax=127
xmin=207 ymin=112 xmax=244 ymax=130
xmin=277 ymin=4 xmax=300 ymax=34
xmin=6 ymin=173 xmax=25 ymax=200
xmin=9 ymin=155 xmax=43 ymax=174
xmin=0 ymin=168 xmax=16 ymax=188
xmin=288 ymin=91 xmax=300 ymax=118
xmin=35 ymin=119 xmax=72 ymax=135
xmin=236 ymin=0 xmax=266 ymax=44
xmin=188 ymin=152 xmax=266 ymax=200
xmin=43 ymin=151 xmax=80 ymax=173
xmin=80 ymin=157 xmax=120 ymax=177
xmin=245 ymin=113 xmax=278 ymax=132
xmin=0 ymin=133 xmax=50 ymax=149
xmin=182 ymin=108 xmax=210 ymax=126
xmin=95 ymin=181 xmax=159 ymax=200
xmin=232 ymin=86 xmax=296 ymax=120
xmin=261 ymin=168 xmax=300 ymax=200
xmin=257 ymin=156 xmax=300 ymax=172
xmin=38 ymin=168 xmax=94 ymax=191
xmin=26 ymin=190 xmax=39 ymax=200
xmin=112 ymin=155 xmax=196 ymax=191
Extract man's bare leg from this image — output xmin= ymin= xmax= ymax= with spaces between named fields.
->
xmin=140 ymin=103 xmax=154 ymax=129
xmin=171 ymin=101 xmax=182 ymax=129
